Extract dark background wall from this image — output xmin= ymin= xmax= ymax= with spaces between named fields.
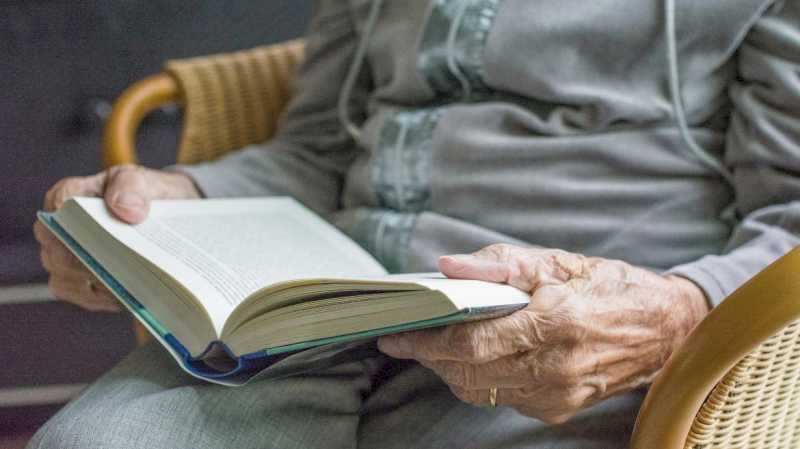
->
xmin=1 ymin=0 xmax=312 ymax=283
xmin=0 ymin=0 xmax=312 ymax=439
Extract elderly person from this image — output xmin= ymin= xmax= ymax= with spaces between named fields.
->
xmin=30 ymin=0 xmax=799 ymax=448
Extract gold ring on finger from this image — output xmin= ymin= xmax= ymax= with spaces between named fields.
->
xmin=489 ymin=387 xmax=498 ymax=408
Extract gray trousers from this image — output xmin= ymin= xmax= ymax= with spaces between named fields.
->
xmin=27 ymin=341 xmax=642 ymax=449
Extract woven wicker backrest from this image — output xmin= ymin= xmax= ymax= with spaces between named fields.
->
xmin=685 ymin=319 xmax=800 ymax=448
xmin=164 ymin=39 xmax=304 ymax=165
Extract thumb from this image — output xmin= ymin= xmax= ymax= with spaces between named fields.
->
xmin=438 ymin=254 xmax=510 ymax=283
xmin=103 ymin=166 xmax=152 ymax=224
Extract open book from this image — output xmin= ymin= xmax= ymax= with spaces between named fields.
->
xmin=39 ymin=197 xmax=529 ymax=385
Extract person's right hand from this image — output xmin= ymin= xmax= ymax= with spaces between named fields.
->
xmin=33 ymin=165 xmax=201 ymax=312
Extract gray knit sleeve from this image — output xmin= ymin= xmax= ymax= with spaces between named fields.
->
xmin=173 ymin=0 xmax=367 ymax=216
xmin=667 ymin=1 xmax=800 ymax=306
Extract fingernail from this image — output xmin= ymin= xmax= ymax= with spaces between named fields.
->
xmin=114 ymin=192 xmax=144 ymax=209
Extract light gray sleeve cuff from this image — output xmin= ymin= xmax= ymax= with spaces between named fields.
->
xmin=165 ymin=163 xmax=264 ymax=199
xmin=664 ymin=232 xmax=799 ymax=309
xmin=160 ymin=141 xmax=345 ymax=216
xmin=665 ymin=262 xmax=729 ymax=308
xmin=162 ymin=144 xmax=290 ymax=200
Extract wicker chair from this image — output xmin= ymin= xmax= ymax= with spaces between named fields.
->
xmin=103 ymin=38 xmax=304 ymax=167
xmin=102 ymin=39 xmax=800 ymax=449
xmin=632 ymin=248 xmax=800 ymax=449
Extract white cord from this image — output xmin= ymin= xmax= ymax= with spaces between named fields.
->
xmin=338 ymin=0 xmax=385 ymax=144
xmin=446 ymin=1 xmax=473 ymax=101
xmin=665 ymin=0 xmax=734 ymax=185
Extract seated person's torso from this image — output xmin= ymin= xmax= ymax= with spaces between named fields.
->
xmin=324 ymin=0 xmax=767 ymax=272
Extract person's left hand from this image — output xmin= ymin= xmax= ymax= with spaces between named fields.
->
xmin=377 ymin=244 xmax=709 ymax=424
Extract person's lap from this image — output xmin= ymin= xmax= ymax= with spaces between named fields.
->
xmin=27 ymin=341 xmax=643 ymax=449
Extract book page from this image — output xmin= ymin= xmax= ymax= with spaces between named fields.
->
xmin=71 ymin=197 xmax=387 ymax=330
xmin=276 ymin=272 xmax=530 ymax=311
xmin=411 ymin=278 xmax=530 ymax=310
xmin=324 ymin=273 xmax=531 ymax=310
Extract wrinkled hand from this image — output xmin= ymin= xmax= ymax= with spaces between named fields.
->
xmin=33 ymin=165 xmax=201 ymax=312
xmin=378 ymin=244 xmax=709 ymax=423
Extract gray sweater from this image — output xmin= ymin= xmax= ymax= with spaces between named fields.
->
xmin=178 ymin=0 xmax=800 ymax=307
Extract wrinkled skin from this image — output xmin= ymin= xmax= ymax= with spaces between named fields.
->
xmin=378 ymin=244 xmax=709 ymax=424
xmin=33 ymin=165 xmax=200 ymax=312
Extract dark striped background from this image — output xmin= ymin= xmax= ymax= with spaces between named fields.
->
xmin=0 ymin=0 xmax=312 ymax=443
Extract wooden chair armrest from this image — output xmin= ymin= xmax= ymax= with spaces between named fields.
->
xmin=102 ymin=39 xmax=304 ymax=168
xmin=102 ymin=73 xmax=180 ymax=166
xmin=631 ymin=247 xmax=800 ymax=449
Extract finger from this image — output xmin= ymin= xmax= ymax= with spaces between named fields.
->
xmin=103 ymin=165 xmax=152 ymax=224
xmin=448 ymin=385 xmax=513 ymax=409
xmin=425 ymin=358 xmax=526 ymax=390
xmin=49 ymin=275 xmax=93 ymax=305
xmin=87 ymin=285 xmax=123 ymax=312
xmin=513 ymin=385 xmax=598 ymax=424
xmin=378 ymin=327 xmax=451 ymax=360
xmin=439 ymin=244 xmax=536 ymax=291
xmin=427 ymin=360 xmax=492 ymax=390
xmin=48 ymin=274 xmax=120 ymax=312
xmin=535 ymin=413 xmax=574 ymax=425
xmin=378 ymin=325 xmax=485 ymax=362
xmin=35 ymin=224 xmax=89 ymax=277
xmin=44 ymin=173 xmax=106 ymax=212
xmin=378 ymin=315 xmax=526 ymax=363
xmin=82 ymin=279 xmax=122 ymax=312
xmin=449 ymin=384 xmax=586 ymax=424
xmin=39 ymin=247 xmax=113 ymax=309
xmin=40 ymin=248 xmax=88 ymax=279
xmin=39 ymin=240 xmax=84 ymax=272
xmin=33 ymin=221 xmax=59 ymax=247
xmin=438 ymin=254 xmax=510 ymax=283
xmin=447 ymin=245 xmax=590 ymax=294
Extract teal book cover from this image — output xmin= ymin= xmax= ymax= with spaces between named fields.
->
xmin=38 ymin=212 xmax=523 ymax=386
